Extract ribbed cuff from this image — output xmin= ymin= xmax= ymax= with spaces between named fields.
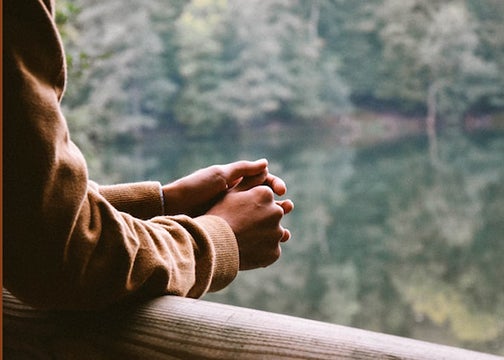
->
xmin=194 ymin=215 xmax=239 ymax=292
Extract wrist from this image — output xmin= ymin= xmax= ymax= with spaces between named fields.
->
xmin=161 ymin=182 xmax=182 ymax=216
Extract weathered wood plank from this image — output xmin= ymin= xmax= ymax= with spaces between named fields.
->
xmin=3 ymin=289 xmax=503 ymax=359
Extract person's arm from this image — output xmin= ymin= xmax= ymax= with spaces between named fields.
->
xmin=3 ymin=0 xmax=239 ymax=310
xmin=97 ymin=181 xmax=165 ymax=219
xmin=96 ymin=159 xmax=287 ymax=220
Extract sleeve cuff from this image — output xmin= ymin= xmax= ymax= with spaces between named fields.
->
xmin=194 ymin=215 xmax=239 ymax=292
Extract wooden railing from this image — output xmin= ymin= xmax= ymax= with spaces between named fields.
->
xmin=3 ymin=289 xmax=503 ymax=359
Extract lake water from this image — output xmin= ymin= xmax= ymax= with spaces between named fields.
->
xmin=98 ymin=122 xmax=504 ymax=355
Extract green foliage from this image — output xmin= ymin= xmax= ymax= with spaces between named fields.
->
xmin=317 ymin=0 xmax=385 ymax=106
xmin=192 ymin=127 xmax=503 ymax=355
xmin=52 ymin=2 xmax=504 ymax=353
xmin=58 ymin=0 xmax=181 ymax=178
xmin=173 ymin=0 xmax=350 ymax=135
xmin=467 ymin=0 xmax=504 ymax=109
xmin=174 ymin=0 xmax=229 ymax=135
xmin=58 ymin=0 xmax=502 ymax=142
xmin=372 ymin=0 xmax=497 ymax=123
xmin=55 ymin=0 xmax=79 ymax=31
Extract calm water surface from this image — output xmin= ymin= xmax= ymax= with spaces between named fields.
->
xmin=100 ymin=124 xmax=504 ymax=355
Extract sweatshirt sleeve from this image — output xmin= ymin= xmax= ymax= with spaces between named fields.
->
xmin=96 ymin=181 xmax=165 ymax=220
xmin=3 ymin=0 xmax=239 ymax=310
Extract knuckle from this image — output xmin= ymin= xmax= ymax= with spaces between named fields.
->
xmin=236 ymin=160 xmax=249 ymax=168
xmin=267 ymin=226 xmax=284 ymax=244
xmin=274 ymin=228 xmax=284 ymax=241
xmin=270 ymin=205 xmax=284 ymax=222
xmin=275 ymin=204 xmax=284 ymax=216
xmin=210 ymin=165 xmax=224 ymax=177
xmin=253 ymin=185 xmax=274 ymax=200
xmin=211 ymin=166 xmax=227 ymax=186
xmin=271 ymin=245 xmax=282 ymax=263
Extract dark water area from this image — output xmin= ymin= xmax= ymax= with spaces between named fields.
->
xmin=98 ymin=123 xmax=504 ymax=355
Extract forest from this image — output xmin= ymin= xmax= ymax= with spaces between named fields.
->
xmin=55 ymin=0 xmax=504 ymax=355
xmin=57 ymin=0 xmax=503 ymax=141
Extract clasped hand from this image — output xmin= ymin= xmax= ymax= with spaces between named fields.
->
xmin=162 ymin=159 xmax=294 ymax=270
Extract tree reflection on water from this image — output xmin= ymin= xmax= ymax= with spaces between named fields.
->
xmin=99 ymin=124 xmax=504 ymax=356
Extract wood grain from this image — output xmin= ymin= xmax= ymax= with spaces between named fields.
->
xmin=3 ymin=289 xmax=502 ymax=359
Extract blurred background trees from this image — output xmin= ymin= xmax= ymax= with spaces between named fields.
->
xmin=56 ymin=0 xmax=503 ymax=141
xmin=53 ymin=1 xmax=504 ymax=354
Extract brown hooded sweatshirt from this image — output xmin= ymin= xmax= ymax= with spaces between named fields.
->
xmin=3 ymin=0 xmax=239 ymax=310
